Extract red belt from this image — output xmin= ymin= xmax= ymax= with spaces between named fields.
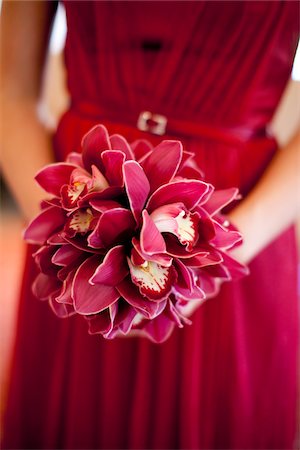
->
xmin=71 ymin=101 xmax=269 ymax=147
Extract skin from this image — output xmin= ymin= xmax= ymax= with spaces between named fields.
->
xmin=229 ymin=130 xmax=300 ymax=264
xmin=1 ymin=1 xmax=58 ymax=221
xmin=1 ymin=0 xmax=299 ymax=267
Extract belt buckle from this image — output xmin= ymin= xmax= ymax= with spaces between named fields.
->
xmin=137 ymin=111 xmax=167 ymax=136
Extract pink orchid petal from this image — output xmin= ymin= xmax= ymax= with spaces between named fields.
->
xmin=40 ymin=197 xmax=61 ymax=209
xmin=109 ymin=134 xmax=135 ymax=160
xmin=138 ymin=310 xmax=176 ymax=343
xmin=86 ymin=310 xmax=113 ymax=335
xmin=101 ymin=150 xmax=125 ymax=186
xmin=175 ymin=150 xmax=204 ymax=180
xmin=140 ymin=140 xmax=183 ymax=192
xmin=198 ymin=183 xmax=215 ymax=206
xmin=211 ymin=220 xmax=242 ymax=249
xmin=70 ymin=166 xmax=92 ymax=185
xmin=90 ymin=165 xmax=109 ymax=191
xmin=175 ymin=210 xmax=200 ymax=250
xmin=177 ymin=165 xmax=204 ymax=180
xmin=165 ymin=235 xmax=209 ymax=258
xmin=132 ymin=237 xmax=173 ymax=267
xmin=178 ymin=150 xmax=195 ymax=168
xmin=108 ymin=302 xmax=119 ymax=323
xmin=99 ymin=303 xmax=121 ymax=338
xmin=47 ymin=232 xmax=66 ymax=245
xmin=151 ymin=203 xmax=200 ymax=249
xmin=89 ymin=199 xmax=121 ymax=212
xmin=150 ymin=204 xmax=183 ymax=237
xmin=131 ymin=139 xmax=153 ymax=161
xmin=150 ymin=202 xmax=183 ymax=221
xmin=78 ymin=186 xmax=123 ymax=207
xmin=130 ymin=246 xmax=146 ymax=266
xmin=218 ymin=251 xmax=250 ymax=279
xmin=202 ymin=263 xmax=231 ymax=280
xmin=57 ymin=266 xmax=69 ymax=282
xmin=146 ymin=180 xmax=212 ymax=213
xmin=90 ymin=245 xmax=128 ymax=285
xmin=49 ymin=299 xmax=75 ymax=318
xmin=140 ymin=210 xmax=166 ymax=256
xmin=137 ymin=149 xmax=153 ymax=166
xmin=66 ymin=152 xmax=84 ymax=167
xmin=34 ymin=245 xmax=58 ymax=276
xmin=195 ymin=207 xmax=216 ymax=242
xmin=166 ymin=300 xmax=193 ymax=327
xmin=57 ymin=250 xmax=88 ymax=281
xmin=81 ymin=124 xmax=111 ymax=171
xmin=72 ymin=255 xmax=120 ymax=315
xmin=185 ymin=249 xmax=223 ymax=268
xmin=153 ymin=297 xmax=168 ymax=317
xmin=112 ymin=302 xmax=137 ymax=336
xmin=64 ymin=208 xmax=95 ymax=237
xmin=127 ymin=258 xmax=176 ymax=301
xmin=173 ymin=258 xmax=193 ymax=292
xmin=51 ymin=244 xmax=83 ymax=267
xmin=95 ymin=302 xmax=137 ymax=339
xmin=204 ymin=188 xmax=240 ymax=216
xmin=174 ymin=283 xmax=205 ymax=301
xmin=35 ymin=163 xmax=77 ymax=196
xmin=24 ymin=206 xmax=66 ymax=245
xmin=55 ymin=271 xmax=75 ymax=305
xmin=88 ymin=208 xmax=136 ymax=249
xmin=123 ymin=160 xmax=150 ymax=223
xmin=196 ymin=271 xmax=220 ymax=297
xmin=61 ymin=183 xmax=87 ymax=210
xmin=61 ymin=232 xmax=105 ymax=255
xmin=117 ymin=278 xmax=166 ymax=319
xmin=99 ymin=304 xmax=121 ymax=338
xmin=32 ymin=273 xmax=61 ymax=300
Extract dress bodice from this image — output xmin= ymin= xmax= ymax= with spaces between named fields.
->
xmin=63 ymin=1 xmax=299 ymax=137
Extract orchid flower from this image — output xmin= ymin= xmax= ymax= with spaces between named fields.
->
xmin=24 ymin=125 xmax=248 ymax=343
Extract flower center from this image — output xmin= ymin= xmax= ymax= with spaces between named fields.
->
xmin=128 ymin=259 xmax=172 ymax=300
xmin=61 ymin=181 xmax=87 ymax=209
xmin=70 ymin=182 xmax=86 ymax=202
xmin=175 ymin=211 xmax=196 ymax=245
xmin=68 ymin=208 xmax=94 ymax=235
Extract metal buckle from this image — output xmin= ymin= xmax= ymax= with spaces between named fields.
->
xmin=137 ymin=111 xmax=167 ymax=135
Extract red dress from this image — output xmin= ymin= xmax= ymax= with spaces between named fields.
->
xmin=3 ymin=2 xmax=299 ymax=449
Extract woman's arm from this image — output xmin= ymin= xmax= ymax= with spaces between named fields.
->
xmin=228 ymin=127 xmax=300 ymax=264
xmin=0 ymin=0 xmax=58 ymax=222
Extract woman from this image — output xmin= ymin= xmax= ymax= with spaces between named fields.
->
xmin=1 ymin=1 xmax=299 ymax=448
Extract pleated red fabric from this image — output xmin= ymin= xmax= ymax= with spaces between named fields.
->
xmin=2 ymin=2 xmax=299 ymax=449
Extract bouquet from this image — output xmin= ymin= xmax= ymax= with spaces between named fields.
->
xmin=24 ymin=124 xmax=248 ymax=343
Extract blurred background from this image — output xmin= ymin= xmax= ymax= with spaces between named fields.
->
xmin=1 ymin=3 xmax=300 ymax=420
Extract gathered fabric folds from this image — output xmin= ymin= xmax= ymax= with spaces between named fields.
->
xmin=2 ymin=2 xmax=299 ymax=449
